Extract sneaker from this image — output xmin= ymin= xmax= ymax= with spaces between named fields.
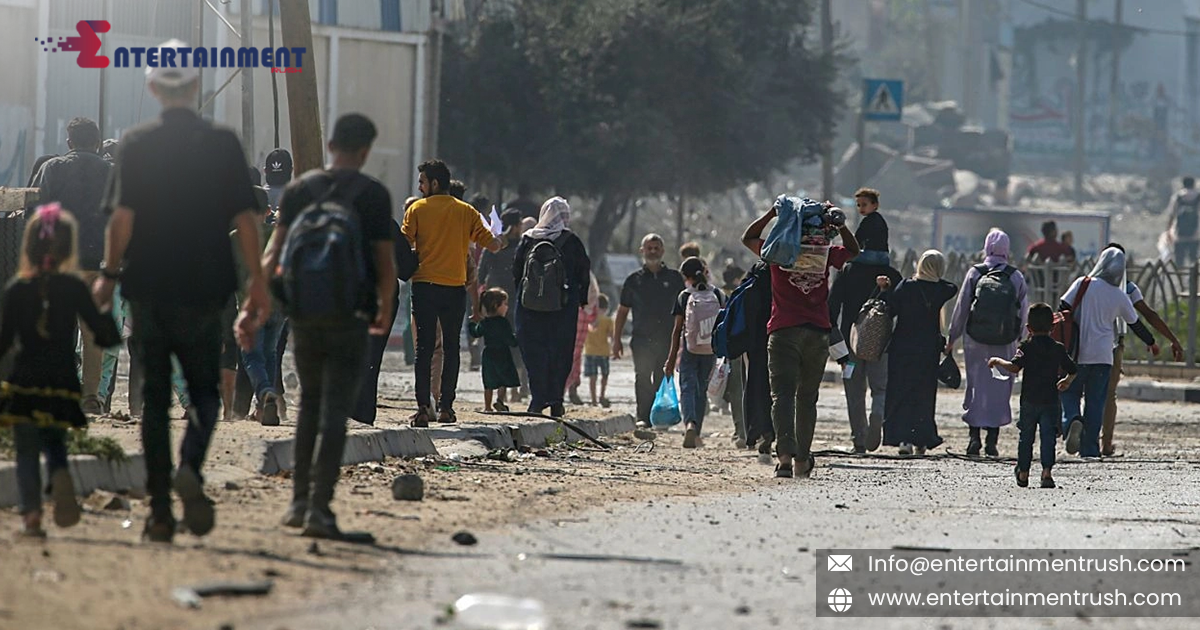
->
xmin=81 ymin=396 xmax=104 ymax=416
xmin=898 ymin=443 xmax=914 ymax=456
xmin=20 ymin=512 xmax=46 ymax=538
xmin=984 ymin=443 xmax=999 ymax=458
xmin=141 ymin=514 xmax=176 ymax=544
xmin=774 ymin=463 xmax=793 ymax=478
xmin=50 ymin=468 xmax=81 ymax=528
xmin=734 ymin=437 xmax=748 ymax=449
xmin=259 ymin=392 xmax=281 ymax=426
xmin=281 ymin=501 xmax=307 ymax=529
xmin=635 ymin=420 xmax=650 ymax=429
xmin=1064 ymin=417 xmax=1083 ymax=455
xmin=866 ymin=413 xmax=883 ymax=452
xmin=302 ymin=507 xmax=342 ymax=540
xmin=410 ymin=406 xmax=433 ymax=428
xmin=437 ymin=408 xmax=458 ymax=424
xmin=172 ymin=466 xmax=215 ymax=537
xmin=683 ymin=425 xmax=699 ymax=449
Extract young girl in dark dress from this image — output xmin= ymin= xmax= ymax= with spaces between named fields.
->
xmin=876 ymin=249 xmax=957 ymax=456
xmin=469 ymin=288 xmax=520 ymax=412
xmin=0 ymin=204 xmax=120 ymax=536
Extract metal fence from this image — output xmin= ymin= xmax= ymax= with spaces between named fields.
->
xmin=893 ymin=249 xmax=1200 ymax=368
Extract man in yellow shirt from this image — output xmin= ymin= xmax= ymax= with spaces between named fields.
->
xmin=402 ymin=159 xmax=499 ymax=426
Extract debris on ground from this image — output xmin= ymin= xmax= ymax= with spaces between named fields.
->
xmin=171 ymin=580 xmax=274 ymax=610
xmin=452 ymin=531 xmax=478 ymax=546
xmin=391 ymin=474 xmax=425 ymax=501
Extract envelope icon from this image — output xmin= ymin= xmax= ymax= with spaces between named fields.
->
xmin=828 ymin=554 xmax=853 ymax=572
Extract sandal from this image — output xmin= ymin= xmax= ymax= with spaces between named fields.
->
xmin=493 ymin=402 xmax=509 ymax=412
xmin=409 ymin=406 xmax=432 ymax=428
xmin=1041 ymin=474 xmax=1056 ymax=489
xmin=1014 ymin=466 xmax=1029 ymax=488
xmin=794 ymin=454 xmax=816 ymax=479
xmin=774 ymin=463 xmax=793 ymax=479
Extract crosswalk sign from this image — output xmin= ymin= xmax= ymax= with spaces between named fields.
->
xmin=863 ymin=79 xmax=903 ymax=121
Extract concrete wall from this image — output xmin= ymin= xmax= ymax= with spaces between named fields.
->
xmin=0 ymin=4 xmax=40 ymax=187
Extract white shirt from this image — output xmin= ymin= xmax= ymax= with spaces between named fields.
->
xmin=1062 ymin=277 xmax=1139 ymax=365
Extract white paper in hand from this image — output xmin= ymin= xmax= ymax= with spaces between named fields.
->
xmin=488 ymin=205 xmax=503 ymax=236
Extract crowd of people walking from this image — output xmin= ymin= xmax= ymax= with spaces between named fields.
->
xmin=0 ymin=39 xmax=1190 ymax=544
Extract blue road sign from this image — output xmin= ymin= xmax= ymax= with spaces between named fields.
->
xmin=863 ymin=79 xmax=903 ymax=121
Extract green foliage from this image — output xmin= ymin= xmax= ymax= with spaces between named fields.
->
xmin=440 ymin=0 xmax=842 ymax=201
xmin=0 ymin=427 xmax=127 ymax=463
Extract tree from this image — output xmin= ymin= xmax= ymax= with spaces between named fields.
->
xmin=439 ymin=0 xmax=843 ymax=279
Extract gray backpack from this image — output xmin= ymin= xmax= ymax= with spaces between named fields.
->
xmin=520 ymin=233 xmax=572 ymax=312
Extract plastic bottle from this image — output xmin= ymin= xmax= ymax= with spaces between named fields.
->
xmin=453 ymin=593 xmax=547 ymax=630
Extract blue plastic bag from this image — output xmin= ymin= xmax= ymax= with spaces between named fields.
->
xmin=649 ymin=376 xmax=682 ymax=428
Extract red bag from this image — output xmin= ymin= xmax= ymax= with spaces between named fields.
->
xmin=1051 ymin=277 xmax=1091 ymax=359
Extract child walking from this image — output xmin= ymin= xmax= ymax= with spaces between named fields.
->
xmin=583 ymin=294 xmax=614 ymax=407
xmin=0 ymin=204 xmax=120 ymax=536
xmin=988 ymin=303 xmax=1077 ymax=488
xmin=664 ymin=257 xmax=724 ymax=448
xmin=469 ymin=289 xmax=520 ymax=412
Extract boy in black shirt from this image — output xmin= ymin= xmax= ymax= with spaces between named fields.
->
xmin=989 ymin=303 xmax=1077 ymax=489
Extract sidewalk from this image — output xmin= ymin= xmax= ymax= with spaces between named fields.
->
xmin=0 ymin=402 xmax=635 ymax=508
xmin=821 ymin=365 xmax=1200 ymax=404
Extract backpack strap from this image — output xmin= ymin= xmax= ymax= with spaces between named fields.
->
xmin=301 ymin=171 xmax=372 ymax=207
xmin=1070 ymin=277 xmax=1091 ymax=312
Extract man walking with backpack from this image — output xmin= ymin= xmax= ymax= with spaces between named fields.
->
xmin=95 ymin=43 xmax=271 ymax=543
xmin=946 ymin=230 xmax=1028 ymax=457
xmin=32 ymin=117 xmax=111 ymax=416
xmin=403 ymin=160 xmax=499 ymax=426
xmin=1168 ymin=176 xmax=1200 ymax=267
xmin=262 ymin=113 xmax=396 ymax=539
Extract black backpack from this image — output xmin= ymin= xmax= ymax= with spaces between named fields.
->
xmin=966 ymin=263 xmax=1021 ymax=345
xmin=1177 ymin=192 xmax=1200 ymax=238
xmin=520 ymin=233 xmax=572 ymax=312
xmin=277 ymin=173 xmax=372 ymax=323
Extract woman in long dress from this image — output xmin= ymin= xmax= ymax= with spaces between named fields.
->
xmin=946 ymin=230 xmax=1029 ymax=456
xmin=878 ymin=250 xmax=958 ymax=455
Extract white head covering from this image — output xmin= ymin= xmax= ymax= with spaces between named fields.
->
xmin=525 ymin=196 xmax=570 ymax=240
xmin=146 ymin=39 xmax=200 ymax=87
xmin=915 ymin=249 xmax=947 ymax=282
xmin=1088 ymin=247 xmax=1126 ymax=287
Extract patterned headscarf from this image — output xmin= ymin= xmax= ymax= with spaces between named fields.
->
xmin=525 ymin=196 xmax=570 ymax=240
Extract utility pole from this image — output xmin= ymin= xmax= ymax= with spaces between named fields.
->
xmin=1074 ymin=0 xmax=1087 ymax=206
xmin=1108 ymin=0 xmax=1122 ymax=165
xmin=426 ymin=1 xmax=446 ymax=158
xmin=280 ymin=0 xmax=323 ymax=175
xmin=240 ymin=0 xmax=256 ymax=163
xmin=820 ymin=0 xmax=834 ymax=201
xmin=959 ymin=0 xmax=974 ymax=122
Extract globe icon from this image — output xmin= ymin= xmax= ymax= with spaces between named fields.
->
xmin=828 ymin=587 xmax=853 ymax=613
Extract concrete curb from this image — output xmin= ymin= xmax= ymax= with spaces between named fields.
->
xmin=822 ymin=367 xmax=1200 ymax=403
xmin=0 ymin=414 xmax=637 ymax=508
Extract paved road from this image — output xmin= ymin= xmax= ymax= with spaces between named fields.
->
xmin=247 ymin=352 xmax=1200 ymax=629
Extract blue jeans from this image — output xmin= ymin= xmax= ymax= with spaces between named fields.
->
xmin=678 ymin=350 xmax=716 ymax=430
xmin=241 ymin=311 xmax=285 ymax=400
xmin=1060 ymin=364 xmax=1112 ymax=458
xmin=1018 ymin=402 xmax=1060 ymax=472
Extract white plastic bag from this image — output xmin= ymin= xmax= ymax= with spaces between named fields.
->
xmin=707 ymin=357 xmax=730 ymax=399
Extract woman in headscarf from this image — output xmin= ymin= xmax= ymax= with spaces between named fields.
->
xmin=1056 ymin=247 xmax=1140 ymax=458
xmin=876 ymin=250 xmax=958 ymax=455
xmin=511 ymin=197 xmax=592 ymax=417
xmin=946 ymin=230 xmax=1028 ymax=457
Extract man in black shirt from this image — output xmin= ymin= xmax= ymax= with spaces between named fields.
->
xmin=32 ymin=117 xmax=112 ymax=415
xmin=613 ymin=233 xmax=686 ymax=428
xmin=264 ymin=113 xmax=396 ymax=539
xmin=95 ymin=42 xmax=270 ymax=543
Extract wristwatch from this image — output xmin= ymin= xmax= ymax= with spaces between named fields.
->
xmin=100 ymin=264 xmax=122 ymax=280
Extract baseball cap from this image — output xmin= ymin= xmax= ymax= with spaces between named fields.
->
xmin=145 ymin=39 xmax=200 ymax=88
xmin=264 ymin=148 xmax=293 ymax=187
